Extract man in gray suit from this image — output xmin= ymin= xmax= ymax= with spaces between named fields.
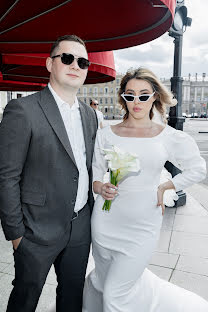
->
xmin=0 ymin=35 xmax=97 ymax=312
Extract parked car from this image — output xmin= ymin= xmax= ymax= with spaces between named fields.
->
xmin=191 ymin=113 xmax=199 ymax=118
xmin=200 ymin=113 xmax=207 ymax=118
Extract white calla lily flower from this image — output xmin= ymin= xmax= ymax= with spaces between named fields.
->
xmin=102 ymin=145 xmax=140 ymax=211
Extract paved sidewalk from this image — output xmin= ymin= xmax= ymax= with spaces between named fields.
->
xmin=1 ymin=184 xmax=208 ymax=311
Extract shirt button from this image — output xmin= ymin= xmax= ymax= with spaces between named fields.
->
xmin=71 ymin=199 xmax=75 ymax=205
xmin=73 ymin=176 xmax=78 ymax=182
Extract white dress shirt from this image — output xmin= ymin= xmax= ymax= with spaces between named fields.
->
xmin=95 ymin=110 xmax=104 ymax=129
xmin=48 ymin=83 xmax=89 ymax=212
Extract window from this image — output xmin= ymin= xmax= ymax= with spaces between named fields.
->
xmin=100 ymin=98 xmax=103 ymax=104
xmin=105 ymin=98 xmax=108 ymax=104
xmin=89 ymin=88 xmax=92 ymax=94
xmin=17 ymin=93 xmax=22 ymax=98
xmin=78 ymin=88 xmax=81 ymax=94
xmin=83 ymin=87 xmax=87 ymax=95
xmin=104 ymin=87 xmax=109 ymax=95
xmin=105 ymin=107 xmax=108 ymax=113
xmin=111 ymin=88 xmax=114 ymax=94
xmin=116 ymin=108 xmax=120 ymax=114
xmin=84 ymin=98 xmax=87 ymax=104
xmin=110 ymin=98 xmax=113 ymax=104
xmin=94 ymin=87 xmax=98 ymax=95
xmin=116 ymin=78 xmax=120 ymax=85
xmin=100 ymin=88 xmax=103 ymax=93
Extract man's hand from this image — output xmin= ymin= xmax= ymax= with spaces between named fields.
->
xmin=12 ymin=237 xmax=23 ymax=250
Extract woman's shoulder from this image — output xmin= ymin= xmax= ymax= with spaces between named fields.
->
xmin=165 ymin=124 xmax=191 ymax=138
xmin=163 ymin=124 xmax=196 ymax=147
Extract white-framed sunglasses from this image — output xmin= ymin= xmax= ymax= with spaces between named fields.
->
xmin=121 ymin=92 xmax=155 ymax=103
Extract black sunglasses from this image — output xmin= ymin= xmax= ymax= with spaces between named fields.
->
xmin=51 ymin=53 xmax=90 ymax=70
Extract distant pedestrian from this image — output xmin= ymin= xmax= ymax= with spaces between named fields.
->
xmin=90 ymin=99 xmax=104 ymax=129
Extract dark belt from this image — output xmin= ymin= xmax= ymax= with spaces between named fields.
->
xmin=71 ymin=204 xmax=88 ymax=221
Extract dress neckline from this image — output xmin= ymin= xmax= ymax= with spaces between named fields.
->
xmin=109 ymin=124 xmax=167 ymax=139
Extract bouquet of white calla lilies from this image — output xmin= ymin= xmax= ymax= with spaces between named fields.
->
xmin=102 ymin=145 xmax=140 ymax=211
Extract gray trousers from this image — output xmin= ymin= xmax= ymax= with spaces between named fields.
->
xmin=7 ymin=204 xmax=91 ymax=312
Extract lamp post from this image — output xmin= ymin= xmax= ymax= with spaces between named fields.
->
xmin=165 ymin=0 xmax=192 ymax=207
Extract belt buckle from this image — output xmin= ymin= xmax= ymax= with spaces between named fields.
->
xmin=72 ymin=211 xmax=79 ymax=221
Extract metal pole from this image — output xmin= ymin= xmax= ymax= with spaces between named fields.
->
xmin=165 ymin=34 xmax=186 ymax=207
xmin=169 ymin=35 xmax=185 ymax=130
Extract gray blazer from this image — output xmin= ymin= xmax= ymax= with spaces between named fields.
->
xmin=0 ymin=87 xmax=97 ymax=245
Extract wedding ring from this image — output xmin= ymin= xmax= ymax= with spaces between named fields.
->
xmin=109 ymin=187 xmax=116 ymax=191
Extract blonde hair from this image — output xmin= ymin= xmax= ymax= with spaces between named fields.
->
xmin=118 ymin=67 xmax=177 ymax=122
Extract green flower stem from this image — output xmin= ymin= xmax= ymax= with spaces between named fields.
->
xmin=102 ymin=169 xmax=118 ymax=211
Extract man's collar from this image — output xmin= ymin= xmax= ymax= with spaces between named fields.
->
xmin=48 ymin=83 xmax=79 ymax=109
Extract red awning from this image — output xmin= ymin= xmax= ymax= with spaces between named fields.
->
xmin=87 ymin=51 xmax=116 ymax=83
xmin=0 ymin=0 xmax=176 ymax=53
xmin=0 ymin=81 xmax=46 ymax=91
xmin=0 ymin=51 xmax=116 ymax=85
xmin=0 ymin=72 xmax=46 ymax=91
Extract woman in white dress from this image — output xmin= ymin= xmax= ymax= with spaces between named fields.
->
xmin=83 ymin=68 xmax=208 ymax=312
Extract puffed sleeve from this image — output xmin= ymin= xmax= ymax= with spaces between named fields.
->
xmin=92 ymin=129 xmax=108 ymax=183
xmin=166 ymin=128 xmax=206 ymax=192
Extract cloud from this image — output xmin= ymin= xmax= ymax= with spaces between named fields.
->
xmin=114 ymin=33 xmax=174 ymax=78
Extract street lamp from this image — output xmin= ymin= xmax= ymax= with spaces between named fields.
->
xmin=165 ymin=0 xmax=192 ymax=207
xmin=168 ymin=0 xmax=192 ymax=130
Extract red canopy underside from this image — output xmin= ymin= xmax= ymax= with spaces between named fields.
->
xmin=0 ymin=51 xmax=116 ymax=88
xmin=0 ymin=76 xmax=46 ymax=91
xmin=0 ymin=0 xmax=176 ymax=53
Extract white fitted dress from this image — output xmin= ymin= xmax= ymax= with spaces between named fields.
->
xmin=82 ymin=125 xmax=208 ymax=312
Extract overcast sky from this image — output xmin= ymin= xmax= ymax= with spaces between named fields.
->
xmin=114 ymin=0 xmax=207 ymax=80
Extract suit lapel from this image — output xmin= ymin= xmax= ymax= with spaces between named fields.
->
xmin=38 ymin=87 xmax=77 ymax=167
xmin=79 ymin=101 xmax=91 ymax=170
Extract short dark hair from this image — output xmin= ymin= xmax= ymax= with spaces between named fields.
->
xmin=50 ymin=34 xmax=87 ymax=57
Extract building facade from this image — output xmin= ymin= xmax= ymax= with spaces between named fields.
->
xmin=78 ymin=74 xmax=208 ymax=118
xmin=77 ymin=74 xmax=124 ymax=119
xmin=1 ymin=74 xmax=208 ymax=121
xmin=162 ymin=76 xmax=208 ymax=116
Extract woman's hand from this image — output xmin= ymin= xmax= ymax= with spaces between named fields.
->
xmin=100 ymin=183 xmax=118 ymax=200
xmin=157 ymin=185 xmax=165 ymax=215
xmin=157 ymin=180 xmax=176 ymax=215
xmin=93 ymin=181 xmax=118 ymax=200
